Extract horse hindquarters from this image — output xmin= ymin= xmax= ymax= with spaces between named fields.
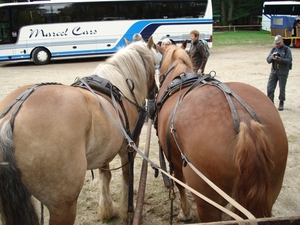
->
xmin=233 ymin=120 xmax=277 ymax=218
xmin=0 ymin=121 xmax=39 ymax=225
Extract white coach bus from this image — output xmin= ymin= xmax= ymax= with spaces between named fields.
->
xmin=262 ymin=1 xmax=300 ymax=31
xmin=0 ymin=0 xmax=213 ymax=65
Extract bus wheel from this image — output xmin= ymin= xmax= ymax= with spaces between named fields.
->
xmin=32 ymin=48 xmax=51 ymax=65
xmin=283 ymin=39 xmax=291 ymax=46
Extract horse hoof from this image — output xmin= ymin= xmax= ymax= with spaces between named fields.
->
xmin=178 ymin=210 xmax=193 ymax=221
xmin=98 ymin=202 xmax=118 ymax=220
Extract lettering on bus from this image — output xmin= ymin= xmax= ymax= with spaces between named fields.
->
xmin=29 ymin=26 xmax=97 ymax=38
xmin=72 ymin=26 xmax=97 ymax=36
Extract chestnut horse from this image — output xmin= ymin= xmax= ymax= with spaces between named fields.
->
xmin=154 ymin=43 xmax=288 ymax=222
xmin=0 ymin=39 xmax=159 ymax=225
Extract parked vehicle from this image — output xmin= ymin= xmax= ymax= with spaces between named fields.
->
xmin=270 ymin=15 xmax=300 ymax=47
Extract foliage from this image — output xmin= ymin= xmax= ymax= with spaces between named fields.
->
xmin=213 ymin=30 xmax=273 ymax=47
xmin=213 ymin=0 xmax=265 ymax=25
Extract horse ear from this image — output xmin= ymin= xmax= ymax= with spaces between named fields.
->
xmin=156 ymin=44 xmax=165 ymax=55
xmin=124 ymin=38 xmax=131 ymax=45
xmin=147 ymin=36 xmax=154 ymax=49
xmin=181 ymin=39 xmax=188 ymax=49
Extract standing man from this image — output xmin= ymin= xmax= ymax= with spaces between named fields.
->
xmin=188 ymin=30 xmax=207 ymax=74
xmin=266 ymin=35 xmax=292 ymax=111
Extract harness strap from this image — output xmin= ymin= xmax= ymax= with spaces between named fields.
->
xmin=157 ymin=72 xmax=198 ymax=111
xmin=0 ymin=82 xmax=61 ymax=131
xmin=71 ymin=75 xmax=122 ymax=100
xmin=210 ymin=81 xmax=260 ymax=133
xmin=212 ymin=82 xmax=241 ymax=133
xmin=158 ymin=144 xmax=173 ymax=188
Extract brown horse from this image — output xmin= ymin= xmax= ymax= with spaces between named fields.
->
xmin=154 ymin=43 xmax=288 ymax=222
xmin=0 ymin=39 xmax=159 ymax=225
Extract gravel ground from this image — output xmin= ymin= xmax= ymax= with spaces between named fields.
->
xmin=0 ymin=44 xmax=299 ymax=224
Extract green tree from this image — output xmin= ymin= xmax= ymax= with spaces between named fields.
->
xmin=213 ymin=0 xmax=264 ymax=25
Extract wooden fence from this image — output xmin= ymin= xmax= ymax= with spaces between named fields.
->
xmin=213 ymin=25 xmax=262 ymax=32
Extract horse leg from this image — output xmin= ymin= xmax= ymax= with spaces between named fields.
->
xmin=119 ymin=150 xmax=131 ymax=221
xmin=183 ymin=166 xmax=225 ymax=222
xmin=98 ymin=165 xmax=117 ymax=220
xmin=193 ymin=197 xmax=224 ymax=222
xmin=48 ymin=203 xmax=77 ymax=225
xmin=173 ymin=169 xmax=193 ymax=221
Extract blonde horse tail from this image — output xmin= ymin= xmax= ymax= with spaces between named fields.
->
xmin=0 ymin=121 xmax=39 ymax=225
xmin=233 ymin=120 xmax=274 ymax=218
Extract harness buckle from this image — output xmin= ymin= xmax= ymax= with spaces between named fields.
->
xmin=169 ymin=187 xmax=176 ymax=200
xmin=127 ymin=141 xmax=135 ymax=152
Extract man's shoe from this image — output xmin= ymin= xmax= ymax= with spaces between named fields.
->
xmin=278 ymin=101 xmax=284 ymax=111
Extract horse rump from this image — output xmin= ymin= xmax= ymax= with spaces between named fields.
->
xmin=0 ymin=121 xmax=39 ymax=225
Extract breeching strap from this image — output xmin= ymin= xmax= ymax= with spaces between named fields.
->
xmin=0 ymin=82 xmax=61 ymax=131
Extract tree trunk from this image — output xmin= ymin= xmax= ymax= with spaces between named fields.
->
xmin=220 ymin=0 xmax=227 ymax=25
xmin=227 ymin=0 xmax=233 ymax=25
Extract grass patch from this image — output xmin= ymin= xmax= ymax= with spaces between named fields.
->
xmin=213 ymin=30 xmax=272 ymax=47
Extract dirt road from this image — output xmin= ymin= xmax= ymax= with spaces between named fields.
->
xmin=0 ymin=44 xmax=299 ymax=224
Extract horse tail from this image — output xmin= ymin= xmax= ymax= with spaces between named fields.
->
xmin=233 ymin=120 xmax=274 ymax=218
xmin=0 ymin=121 xmax=39 ymax=225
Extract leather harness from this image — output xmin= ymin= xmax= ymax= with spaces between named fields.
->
xmin=154 ymin=71 xmax=260 ymax=189
xmin=0 ymin=75 xmax=149 ymax=224
xmin=0 ymin=75 xmax=146 ymax=143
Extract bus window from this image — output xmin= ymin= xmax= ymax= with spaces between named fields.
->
xmin=118 ymin=2 xmax=148 ymax=20
xmin=0 ymin=23 xmax=11 ymax=43
xmin=84 ymin=2 xmax=119 ymax=21
xmin=51 ymin=3 xmax=74 ymax=23
xmin=10 ymin=5 xmax=48 ymax=29
xmin=181 ymin=1 xmax=205 ymax=18
xmin=264 ymin=4 xmax=300 ymax=16
xmin=0 ymin=8 xmax=10 ymax=43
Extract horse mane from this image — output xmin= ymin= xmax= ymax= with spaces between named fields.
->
xmin=160 ymin=45 xmax=194 ymax=78
xmin=93 ymin=41 xmax=159 ymax=104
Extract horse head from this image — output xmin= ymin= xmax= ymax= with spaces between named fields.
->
xmin=156 ymin=40 xmax=193 ymax=98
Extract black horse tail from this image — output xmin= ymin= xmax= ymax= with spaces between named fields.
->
xmin=0 ymin=121 xmax=39 ymax=225
xmin=233 ymin=120 xmax=274 ymax=218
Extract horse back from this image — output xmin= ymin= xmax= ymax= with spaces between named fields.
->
xmin=157 ymin=80 xmax=288 ymax=218
xmin=0 ymin=84 xmax=128 ymax=184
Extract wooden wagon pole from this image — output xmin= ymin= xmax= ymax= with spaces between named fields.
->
xmin=185 ymin=216 xmax=300 ymax=225
xmin=132 ymin=119 xmax=153 ymax=225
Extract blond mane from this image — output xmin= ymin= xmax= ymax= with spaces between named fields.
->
xmin=93 ymin=41 xmax=159 ymax=104
xmin=160 ymin=45 xmax=193 ymax=78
